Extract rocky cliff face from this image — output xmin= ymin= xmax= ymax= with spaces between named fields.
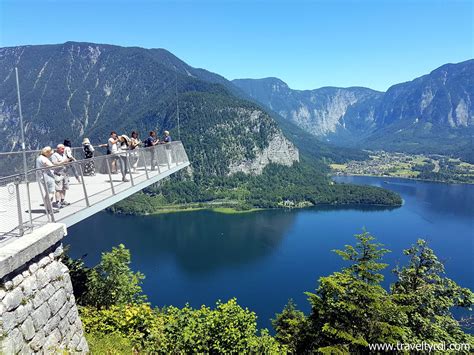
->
xmin=232 ymin=78 xmax=382 ymax=141
xmin=0 ymin=42 xmax=298 ymax=176
xmin=233 ymin=60 xmax=474 ymax=161
xmin=228 ymin=129 xmax=299 ymax=175
xmin=374 ymin=61 xmax=474 ymax=128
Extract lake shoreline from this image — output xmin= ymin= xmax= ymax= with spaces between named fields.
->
xmin=112 ymin=198 xmax=402 ymax=217
xmin=333 ymin=172 xmax=474 ymax=186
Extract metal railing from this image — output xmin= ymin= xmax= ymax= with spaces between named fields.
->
xmin=0 ymin=142 xmax=189 ymax=241
xmin=0 ymin=146 xmax=107 ymax=178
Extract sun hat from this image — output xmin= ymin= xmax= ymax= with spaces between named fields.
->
xmin=82 ymin=138 xmax=91 ymax=145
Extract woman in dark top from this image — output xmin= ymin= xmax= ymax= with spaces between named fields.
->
xmin=82 ymin=138 xmax=96 ymax=176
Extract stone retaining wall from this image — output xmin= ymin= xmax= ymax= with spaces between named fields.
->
xmin=0 ymin=224 xmax=88 ymax=353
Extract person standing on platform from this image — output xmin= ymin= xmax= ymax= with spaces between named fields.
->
xmin=36 ymin=146 xmax=57 ymax=213
xmin=144 ymin=131 xmax=159 ymax=170
xmin=51 ymin=144 xmax=71 ymax=208
xmin=63 ymin=139 xmax=81 ymax=184
xmin=82 ymin=138 xmax=96 ymax=176
xmin=162 ymin=130 xmax=173 ymax=165
xmin=107 ymin=131 xmax=120 ymax=173
xmin=129 ymin=131 xmax=141 ymax=173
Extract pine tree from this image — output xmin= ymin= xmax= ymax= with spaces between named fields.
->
xmin=391 ymin=239 xmax=474 ymax=345
xmin=305 ymin=231 xmax=408 ymax=352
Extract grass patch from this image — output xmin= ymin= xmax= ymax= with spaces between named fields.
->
xmin=211 ymin=207 xmax=261 ymax=214
xmin=330 ymin=163 xmax=347 ymax=171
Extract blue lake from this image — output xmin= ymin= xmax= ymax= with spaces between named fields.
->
xmin=67 ymin=176 xmax=474 ymax=330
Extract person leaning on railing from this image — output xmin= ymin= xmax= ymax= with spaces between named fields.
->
xmin=35 ymin=146 xmax=72 ymax=213
xmin=129 ymin=131 xmax=141 ymax=173
xmin=144 ymin=131 xmax=159 ymax=170
xmin=107 ymin=131 xmax=120 ymax=173
xmin=162 ymin=130 xmax=173 ymax=165
xmin=63 ymin=139 xmax=82 ymax=184
xmin=82 ymin=138 xmax=96 ymax=176
xmin=51 ymin=144 xmax=71 ymax=209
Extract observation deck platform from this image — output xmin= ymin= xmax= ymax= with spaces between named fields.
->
xmin=0 ymin=142 xmax=189 ymax=244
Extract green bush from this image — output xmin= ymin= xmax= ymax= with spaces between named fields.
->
xmin=83 ymin=244 xmax=146 ymax=308
xmin=81 ymin=303 xmax=165 ymax=350
xmin=80 ymin=299 xmax=284 ymax=353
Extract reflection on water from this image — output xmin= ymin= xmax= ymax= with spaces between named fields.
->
xmin=68 ymin=176 xmax=473 ymax=330
xmin=68 ymin=210 xmax=295 ymax=274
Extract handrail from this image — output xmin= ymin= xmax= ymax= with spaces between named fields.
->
xmin=0 ymin=141 xmax=189 ymax=241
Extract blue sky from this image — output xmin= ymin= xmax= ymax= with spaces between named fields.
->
xmin=1 ymin=0 xmax=472 ymax=91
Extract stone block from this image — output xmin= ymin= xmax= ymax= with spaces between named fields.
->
xmin=65 ymin=281 xmax=74 ymax=298
xmin=45 ymin=261 xmax=63 ymax=281
xmin=58 ymin=302 xmax=71 ymax=319
xmin=2 ymin=310 xmax=18 ymax=331
xmin=20 ymin=316 xmax=35 ymax=341
xmin=53 ymin=244 xmax=64 ymax=258
xmin=3 ymin=286 xmax=24 ymax=311
xmin=15 ymin=304 xmax=31 ymax=324
xmin=44 ymin=313 xmax=61 ymax=333
xmin=4 ymin=280 xmax=13 ymax=290
xmin=1 ymin=327 xmax=23 ymax=354
xmin=38 ymin=255 xmax=51 ymax=269
xmin=69 ymin=333 xmax=80 ymax=349
xmin=44 ymin=284 xmax=56 ymax=298
xmin=32 ymin=288 xmax=49 ymax=309
xmin=29 ymin=330 xmax=46 ymax=351
xmin=31 ymin=302 xmax=51 ymax=331
xmin=76 ymin=337 xmax=89 ymax=352
xmin=35 ymin=268 xmax=49 ymax=289
xmin=49 ymin=289 xmax=67 ymax=315
xmin=51 ymin=279 xmax=63 ymax=291
xmin=67 ymin=306 xmax=79 ymax=325
xmin=12 ymin=274 xmax=24 ymax=287
xmin=19 ymin=343 xmax=32 ymax=355
xmin=20 ymin=276 xmax=37 ymax=297
xmin=21 ymin=269 xmax=30 ymax=279
xmin=58 ymin=317 xmax=71 ymax=338
xmin=28 ymin=262 xmax=39 ymax=275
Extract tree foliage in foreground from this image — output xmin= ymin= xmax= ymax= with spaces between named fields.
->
xmin=303 ymin=232 xmax=409 ymax=352
xmin=68 ymin=232 xmax=473 ymax=353
xmin=82 ymin=244 xmax=146 ymax=308
xmin=274 ymin=233 xmax=474 ymax=353
xmin=391 ymin=239 xmax=474 ymax=344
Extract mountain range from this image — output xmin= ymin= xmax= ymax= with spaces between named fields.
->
xmin=0 ymin=42 xmax=299 ymax=176
xmin=233 ymin=60 xmax=474 ymax=162
xmin=2 ymin=42 xmax=470 ymax=168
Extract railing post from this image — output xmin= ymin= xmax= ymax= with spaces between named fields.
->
xmin=25 ymin=177 xmax=33 ymax=232
xmin=156 ymin=146 xmax=162 ymax=174
xmin=140 ymin=149 xmax=149 ymax=179
xmin=126 ymin=152 xmax=134 ymax=186
xmin=77 ymin=162 xmax=90 ymax=207
xmin=105 ymin=157 xmax=116 ymax=195
xmin=165 ymin=145 xmax=171 ymax=170
xmin=14 ymin=180 xmax=24 ymax=236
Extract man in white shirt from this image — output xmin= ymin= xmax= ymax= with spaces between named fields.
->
xmin=107 ymin=131 xmax=119 ymax=173
xmin=51 ymin=144 xmax=71 ymax=208
xmin=36 ymin=146 xmax=57 ymax=213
